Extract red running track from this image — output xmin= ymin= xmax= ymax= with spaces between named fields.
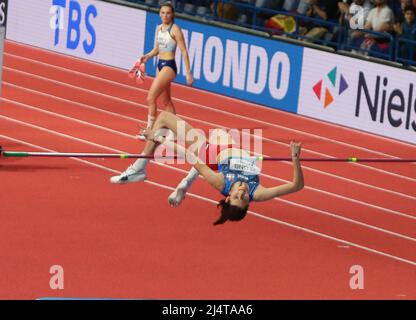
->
xmin=1 ymin=41 xmax=416 ymax=299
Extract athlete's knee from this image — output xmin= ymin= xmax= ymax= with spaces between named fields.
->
xmin=163 ymin=100 xmax=176 ymax=114
xmin=158 ymin=110 xmax=170 ymax=122
xmin=165 ymin=106 xmax=176 ymax=115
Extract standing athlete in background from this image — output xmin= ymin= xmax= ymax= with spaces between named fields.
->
xmin=137 ymin=2 xmax=193 ymax=138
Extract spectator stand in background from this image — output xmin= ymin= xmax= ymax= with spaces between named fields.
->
xmin=142 ymin=0 xmax=214 ymax=18
xmin=392 ymin=0 xmax=412 ymax=24
xmin=394 ymin=4 xmax=416 ymax=64
xmin=255 ymin=0 xmax=285 ymax=27
xmin=344 ymin=27 xmax=395 ymax=59
xmin=338 ymin=0 xmax=373 ymax=51
xmin=273 ymin=0 xmax=341 ymax=47
xmin=296 ymin=0 xmax=340 ymax=45
xmin=176 ymin=0 xmax=213 ymax=18
xmin=231 ymin=0 xmax=341 ymax=48
xmin=346 ymin=0 xmax=395 ymax=59
xmin=212 ymin=1 xmax=241 ymax=23
xmin=129 ymin=0 xmax=416 ymax=66
xmin=265 ymin=13 xmax=297 ymax=36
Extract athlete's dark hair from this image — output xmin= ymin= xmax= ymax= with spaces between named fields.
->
xmin=160 ymin=2 xmax=175 ymax=23
xmin=160 ymin=2 xmax=175 ymax=12
xmin=213 ymin=199 xmax=249 ymax=226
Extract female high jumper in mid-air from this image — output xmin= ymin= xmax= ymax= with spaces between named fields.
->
xmin=110 ymin=111 xmax=304 ymax=226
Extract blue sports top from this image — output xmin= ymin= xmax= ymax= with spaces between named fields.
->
xmin=157 ymin=24 xmax=177 ymax=53
xmin=218 ymin=157 xmax=260 ymax=202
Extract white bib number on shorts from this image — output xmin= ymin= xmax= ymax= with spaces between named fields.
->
xmin=229 ymin=158 xmax=260 ymax=175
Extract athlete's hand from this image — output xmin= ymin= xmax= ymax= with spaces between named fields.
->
xmin=290 ymin=141 xmax=302 ymax=160
xmin=140 ymin=56 xmax=148 ymax=64
xmin=139 ymin=126 xmax=155 ymax=141
xmin=186 ymin=73 xmax=193 ymax=86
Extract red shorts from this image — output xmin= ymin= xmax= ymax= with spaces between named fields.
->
xmin=199 ymin=143 xmax=234 ymax=170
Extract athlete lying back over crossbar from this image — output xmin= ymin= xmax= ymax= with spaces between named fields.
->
xmin=111 ymin=111 xmax=304 ymax=225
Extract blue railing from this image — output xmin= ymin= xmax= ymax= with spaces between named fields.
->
xmin=342 ymin=27 xmax=394 ymax=61
xmin=395 ymin=37 xmax=416 ymax=66
xmin=126 ymin=0 xmax=414 ymax=65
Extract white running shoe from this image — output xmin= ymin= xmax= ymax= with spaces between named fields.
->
xmin=110 ymin=165 xmax=147 ymax=184
xmin=168 ymin=179 xmax=188 ymax=207
xmin=136 ymin=133 xmax=147 ymax=141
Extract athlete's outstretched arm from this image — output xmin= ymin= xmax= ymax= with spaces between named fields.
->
xmin=252 ymin=141 xmax=304 ymax=202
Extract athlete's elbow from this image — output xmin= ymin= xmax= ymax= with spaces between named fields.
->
xmin=298 ymin=178 xmax=305 ymax=190
xmin=181 ymin=49 xmax=189 ymax=59
xmin=292 ymin=181 xmax=304 ymax=192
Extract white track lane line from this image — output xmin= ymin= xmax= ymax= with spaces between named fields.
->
xmin=1 ymin=133 xmax=416 ymax=268
xmin=4 ymin=62 xmax=416 ymax=184
xmin=4 ymin=81 xmax=415 ymax=201
xmin=1 ymin=114 xmax=416 ymax=242
xmin=3 ymin=95 xmax=416 ymax=222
